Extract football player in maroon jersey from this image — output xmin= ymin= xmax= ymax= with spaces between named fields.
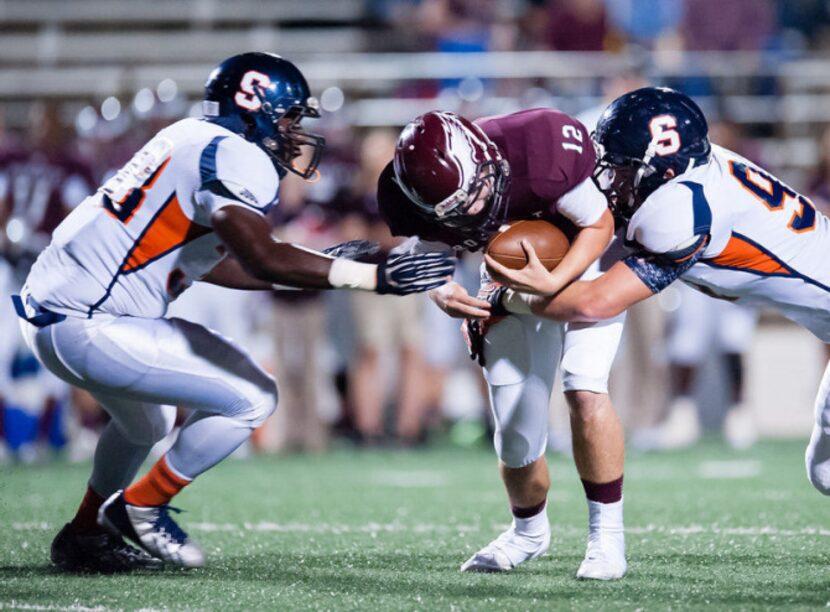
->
xmin=377 ymin=110 xmax=627 ymax=579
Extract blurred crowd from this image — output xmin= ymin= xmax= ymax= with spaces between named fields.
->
xmin=370 ymin=0 xmax=830 ymax=54
xmin=4 ymin=0 xmax=830 ymax=463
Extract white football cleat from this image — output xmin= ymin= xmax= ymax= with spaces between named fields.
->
xmin=99 ymin=491 xmax=205 ymax=568
xmin=460 ymin=523 xmax=550 ymax=572
xmin=576 ymin=529 xmax=627 ymax=580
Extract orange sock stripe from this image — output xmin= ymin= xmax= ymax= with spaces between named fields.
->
xmin=158 ymin=455 xmax=192 ymax=487
xmin=124 ymin=456 xmax=191 ymax=507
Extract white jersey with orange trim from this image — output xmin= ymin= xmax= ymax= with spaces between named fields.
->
xmin=626 ymin=144 xmax=830 ymax=341
xmin=23 ymin=117 xmax=280 ymax=319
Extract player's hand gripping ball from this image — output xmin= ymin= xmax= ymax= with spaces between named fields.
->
xmin=485 ymin=220 xmax=570 ymax=272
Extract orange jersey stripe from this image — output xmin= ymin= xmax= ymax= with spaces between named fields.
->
xmin=710 ymin=235 xmax=791 ymax=275
xmin=122 ymin=195 xmax=211 ymax=273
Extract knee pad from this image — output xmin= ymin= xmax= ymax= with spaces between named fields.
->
xmin=494 ymin=427 xmax=546 ymax=468
xmin=490 ymin=379 xmax=549 ymax=469
xmin=235 ymin=377 xmax=279 ymax=429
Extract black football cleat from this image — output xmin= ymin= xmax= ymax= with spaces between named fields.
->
xmin=50 ymin=522 xmax=162 ymax=573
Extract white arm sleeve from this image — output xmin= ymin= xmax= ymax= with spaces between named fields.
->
xmin=194 ymin=135 xmax=280 ymax=218
xmin=556 ymin=178 xmax=607 ymax=228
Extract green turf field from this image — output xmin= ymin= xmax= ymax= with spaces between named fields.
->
xmin=0 ymin=439 xmax=828 ymax=611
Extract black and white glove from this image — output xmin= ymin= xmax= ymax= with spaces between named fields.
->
xmin=462 ymin=283 xmax=510 ymax=367
xmin=376 ymin=252 xmax=456 ymax=295
xmin=321 ymin=240 xmax=380 ymax=261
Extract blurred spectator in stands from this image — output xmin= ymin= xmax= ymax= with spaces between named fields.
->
xmin=604 ymin=0 xmax=682 ymax=49
xmin=681 ymin=0 xmax=774 ymax=51
xmin=543 ymin=0 xmax=610 ymax=52
xmin=775 ymin=0 xmax=830 ymax=51
xmin=808 ymin=125 xmax=830 ymax=216
xmin=0 ymin=102 xmax=95 ymax=260
xmin=0 ymin=101 xmax=98 ymax=462
xmin=420 ymin=252 xmax=490 ymax=438
xmin=256 ymin=152 xmax=345 ymax=454
xmin=414 ymin=0 xmax=502 ymax=51
xmin=343 ymin=129 xmax=430 ymax=446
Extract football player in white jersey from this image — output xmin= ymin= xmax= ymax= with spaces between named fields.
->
xmin=479 ymin=87 xmax=830 ymax=505
xmin=13 ymin=52 xmax=455 ymax=572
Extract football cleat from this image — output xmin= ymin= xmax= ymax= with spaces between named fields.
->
xmin=50 ymin=522 xmax=161 ymax=573
xmin=99 ymin=491 xmax=205 ymax=568
xmin=576 ymin=530 xmax=627 ymax=580
xmin=460 ymin=523 xmax=550 ymax=573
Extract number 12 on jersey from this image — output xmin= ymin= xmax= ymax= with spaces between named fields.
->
xmin=561 ymin=125 xmax=583 ymax=154
xmin=729 ymin=160 xmax=817 ymax=234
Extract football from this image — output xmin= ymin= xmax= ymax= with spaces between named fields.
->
xmin=486 ymin=220 xmax=570 ymax=271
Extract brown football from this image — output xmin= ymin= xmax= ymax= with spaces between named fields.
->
xmin=486 ymin=220 xmax=570 ymax=271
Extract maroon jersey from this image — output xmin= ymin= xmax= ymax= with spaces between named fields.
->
xmin=378 ymin=108 xmax=595 ymax=250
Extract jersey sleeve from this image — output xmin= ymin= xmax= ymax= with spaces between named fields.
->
xmin=194 ymin=135 xmax=280 ymax=219
xmin=530 ymin=113 xmax=596 ymax=204
xmin=555 ymin=177 xmax=607 ymax=227
xmin=623 ymin=180 xmax=712 ymax=293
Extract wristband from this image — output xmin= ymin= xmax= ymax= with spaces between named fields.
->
xmin=328 ymin=257 xmax=378 ymax=291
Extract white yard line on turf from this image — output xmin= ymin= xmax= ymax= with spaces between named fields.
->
xmin=0 ymin=603 xmax=111 ymax=611
xmin=10 ymin=522 xmax=830 ymax=537
xmin=370 ymin=470 xmax=451 ymax=487
xmin=697 ymin=460 xmax=762 ymax=479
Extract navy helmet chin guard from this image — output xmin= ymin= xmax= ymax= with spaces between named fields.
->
xmin=203 ymin=52 xmax=325 ymax=179
xmin=592 ymin=87 xmax=711 ymax=222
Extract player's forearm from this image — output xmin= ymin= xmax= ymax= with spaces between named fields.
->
xmin=243 ymin=241 xmax=384 ymax=291
xmin=553 ymin=211 xmax=614 ymax=283
xmin=504 ymin=281 xmax=621 ymax=322
xmin=200 ymin=256 xmax=275 ymax=290
xmin=505 ymin=260 xmax=652 ymax=322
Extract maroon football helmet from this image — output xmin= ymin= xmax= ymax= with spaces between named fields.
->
xmin=393 ymin=111 xmax=510 ymax=246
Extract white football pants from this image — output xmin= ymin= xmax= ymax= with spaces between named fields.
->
xmin=20 ymin=314 xmax=278 ymax=493
xmin=482 ymin=310 xmax=625 ymax=468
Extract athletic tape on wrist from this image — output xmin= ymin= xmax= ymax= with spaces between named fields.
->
xmin=328 ymin=257 xmax=378 ymax=291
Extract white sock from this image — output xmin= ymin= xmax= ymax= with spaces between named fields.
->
xmin=587 ymin=497 xmax=624 ymax=535
xmin=513 ymin=503 xmax=549 ymax=536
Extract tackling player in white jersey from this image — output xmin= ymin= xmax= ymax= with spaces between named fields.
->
xmin=480 ymin=87 xmax=830 ymax=504
xmin=14 ymin=52 xmax=455 ymax=572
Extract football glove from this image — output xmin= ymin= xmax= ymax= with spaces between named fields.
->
xmin=321 ymin=240 xmax=380 ymax=261
xmin=463 ymin=282 xmax=509 ymax=367
xmin=376 ymin=252 xmax=456 ymax=295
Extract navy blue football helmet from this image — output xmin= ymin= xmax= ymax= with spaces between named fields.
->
xmin=203 ymin=52 xmax=325 ymax=179
xmin=592 ymin=87 xmax=711 ymax=222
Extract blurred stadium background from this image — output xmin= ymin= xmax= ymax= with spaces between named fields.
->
xmin=1 ymin=0 xmax=829 ymax=462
